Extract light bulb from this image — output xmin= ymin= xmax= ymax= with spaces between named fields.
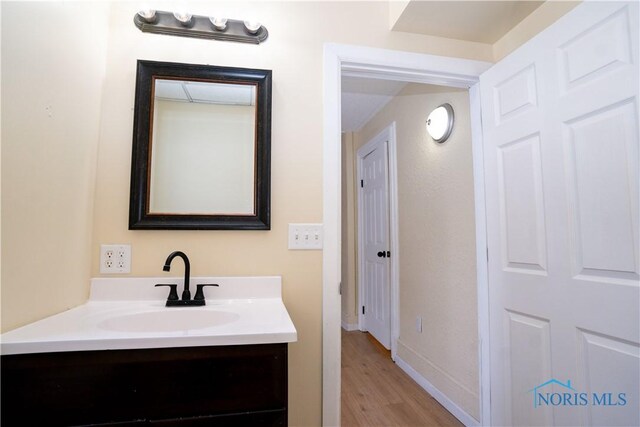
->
xmin=173 ymin=11 xmax=193 ymax=25
xmin=244 ymin=21 xmax=261 ymax=34
xmin=210 ymin=17 xmax=228 ymax=31
xmin=137 ymin=9 xmax=157 ymax=23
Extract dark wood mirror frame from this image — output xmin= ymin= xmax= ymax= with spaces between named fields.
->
xmin=129 ymin=60 xmax=272 ymax=230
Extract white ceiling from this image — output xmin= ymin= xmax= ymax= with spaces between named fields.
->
xmin=391 ymin=1 xmax=545 ymax=44
xmin=341 ymin=1 xmax=546 ymax=132
xmin=342 ymin=80 xmax=465 ymax=132
xmin=341 ymin=77 xmax=407 ymax=132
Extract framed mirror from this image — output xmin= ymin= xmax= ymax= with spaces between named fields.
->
xmin=129 ymin=60 xmax=271 ymax=230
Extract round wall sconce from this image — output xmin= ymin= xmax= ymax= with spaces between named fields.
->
xmin=426 ymin=103 xmax=454 ymax=143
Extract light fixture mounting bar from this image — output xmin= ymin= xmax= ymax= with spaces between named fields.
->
xmin=133 ymin=11 xmax=268 ymax=44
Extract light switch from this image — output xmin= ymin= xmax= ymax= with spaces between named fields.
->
xmin=288 ymin=223 xmax=323 ymax=250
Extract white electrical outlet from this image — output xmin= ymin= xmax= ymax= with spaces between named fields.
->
xmin=288 ymin=223 xmax=323 ymax=250
xmin=100 ymin=244 xmax=131 ymax=274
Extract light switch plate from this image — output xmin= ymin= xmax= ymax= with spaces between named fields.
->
xmin=288 ymin=223 xmax=323 ymax=250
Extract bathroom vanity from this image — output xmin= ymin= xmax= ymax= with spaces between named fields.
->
xmin=0 ymin=277 xmax=297 ymax=426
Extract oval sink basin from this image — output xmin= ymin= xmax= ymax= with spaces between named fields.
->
xmin=98 ymin=310 xmax=240 ymax=333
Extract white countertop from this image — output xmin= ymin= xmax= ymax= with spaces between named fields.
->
xmin=1 ymin=276 xmax=297 ymax=355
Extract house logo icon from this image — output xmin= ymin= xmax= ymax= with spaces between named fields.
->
xmin=528 ymin=379 xmax=628 ymax=408
xmin=528 ymin=379 xmax=576 ymax=408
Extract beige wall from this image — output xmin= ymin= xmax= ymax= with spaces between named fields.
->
xmin=1 ymin=2 xmax=110 ymax=331
xmin=341 ymin=132 xmax=358 ymax=328
xmin=150 ymin=100 xmax=255 ymax=214
xmin=493 ymin=0 xmax=581 ymax=60
xmin=354 ymin=85 xmax=479 ymax=419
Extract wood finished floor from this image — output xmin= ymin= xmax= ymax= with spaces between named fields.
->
xmin=341 ymin=330 xmax=463 ymax=427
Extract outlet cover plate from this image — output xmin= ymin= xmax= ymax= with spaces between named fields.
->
xmin=288 ymin=223 xmax=323 ymax=250
xmin=100 ymin=244 xmax=131 ymax=274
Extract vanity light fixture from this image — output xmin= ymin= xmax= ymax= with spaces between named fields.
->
xmin=133 ymin=10 xmax=268 ymax=44
xmin=426 ymin=103 xmax=455 ymax=143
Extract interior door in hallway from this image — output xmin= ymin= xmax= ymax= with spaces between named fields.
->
xmin=359 ymin=138 xmax=391 ymax=349
xmin=480 ymin=2 xmax=639 ymax=425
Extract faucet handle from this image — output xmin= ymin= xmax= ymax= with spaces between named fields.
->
xmin=194 ymin=283 xmax=219 ymax=301
xmin=155 ymin=284 xmax=179 ymax=301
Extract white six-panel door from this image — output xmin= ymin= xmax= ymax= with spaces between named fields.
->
xmin=480 ymin=2 xmax=639 ymax=425
xmin=359 ymin=139 xmax=391 ymax=349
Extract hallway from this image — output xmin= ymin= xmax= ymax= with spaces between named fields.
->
xmin=341 ymin=330 xmax=463 ymax=426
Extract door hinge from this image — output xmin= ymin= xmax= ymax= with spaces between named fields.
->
xmin=362 ymin=306 xmax=365 ymax=315
xmin=387 ymin=250 xmax=391 ymax=258
xmin=360 ymin=179 xmax=364 ymax=188
xmin=339 ymin=282 xmax=342 ymax=295
xmin=486 ymin=247 xmax=489 ymax=262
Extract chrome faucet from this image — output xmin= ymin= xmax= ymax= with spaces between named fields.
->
xmin=155 ymin=251 xmax=218 ymax=306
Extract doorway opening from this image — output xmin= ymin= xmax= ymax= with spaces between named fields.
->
xmin=340 ymin=77 xmax=480 ymax=426
xmin=322 ymin=44 xmax=492 ymax=426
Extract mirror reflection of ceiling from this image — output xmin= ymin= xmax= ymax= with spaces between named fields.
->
xmin=390 ymin=0 xmax=545 ymax=43
xmin=155 ymin=80 xmax=256 ymax=106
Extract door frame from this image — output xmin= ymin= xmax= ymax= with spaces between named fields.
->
xmin=322 ymin=43 xmax=492 ymax=426
xmin=356 ymin=124 xmax=400 ymax=358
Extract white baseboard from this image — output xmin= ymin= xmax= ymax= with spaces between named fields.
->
xmin=395 ymin=355 xmax=479 ymax=427
xmin=341 ymin=321 xmax=358 ymax=331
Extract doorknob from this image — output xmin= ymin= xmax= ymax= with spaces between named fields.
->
xmin=377 ymin=251 xmax=386 ymax=258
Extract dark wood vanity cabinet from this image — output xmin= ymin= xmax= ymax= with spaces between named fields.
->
xmin=1 ymin=343 xmax=287 ymax=426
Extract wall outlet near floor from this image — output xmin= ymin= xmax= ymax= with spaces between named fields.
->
xmin=100 ymin=244 xmax=131 ymax=274
xmin=416 ymin=316 xmax=423 ymax=333
xmin=288 ymin=223 xmax=323 ymax=250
